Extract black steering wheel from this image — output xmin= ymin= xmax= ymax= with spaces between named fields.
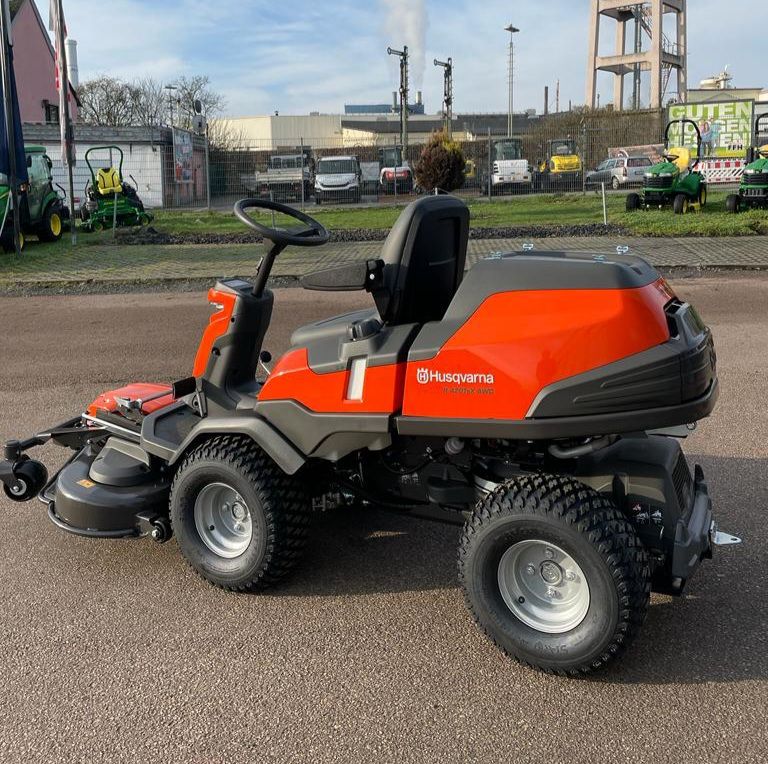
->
xmin=234 ymin=198 xmax=329 ymax=247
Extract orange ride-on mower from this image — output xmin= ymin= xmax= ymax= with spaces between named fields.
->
xmin=0 ymin=196 xmax=740 ymax=676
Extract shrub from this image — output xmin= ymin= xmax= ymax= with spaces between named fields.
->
xmin=414 ymin=131 xmax=466 ymax=192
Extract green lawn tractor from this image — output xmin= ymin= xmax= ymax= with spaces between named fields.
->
xmin=1 ymin=146 xmax=66 ymax=253
xmin=726 ymin=114 xmax=768 ymax=213
xmin=626 ymin=119 xmax=707 ymax=215
xmin=80 ymin=146 xmax=152 ymax=232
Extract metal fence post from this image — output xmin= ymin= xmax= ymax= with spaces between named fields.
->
xmin=300 ymin=137 xmax=305 ymax=211
xmin=205 ymin=121 xmax=211 ymax=211
xmin=487 ymin=128 xmax=492 ymax=199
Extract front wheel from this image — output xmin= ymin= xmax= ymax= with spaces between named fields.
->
xmin=458 ymin=475 xmax=650 ymax=675
xmin=626 ymin=192 xmax=641 ymax=212
xmin=170 ymin=435 xmax=312 ymax=591
xmin=673 ymin=193 xmax=690 ymax=215
xmin=38 ymin=204 xmax=64 ymax=242
xmin=611 ymin=176 xmax=621 ymax=190
xmin=698 ymin=185 xmax=708 ymax=208
xmin=726 ymin=194 xmax=740 ymax=214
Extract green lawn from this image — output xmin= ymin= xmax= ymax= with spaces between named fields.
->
xmin=152 ymin=191 xmax=768 ymax=237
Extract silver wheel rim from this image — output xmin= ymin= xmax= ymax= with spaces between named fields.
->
xmin=497 ymin=539 xmax=590 ymax=634
xmin=194 ymin=482 xmax=253 ymax=559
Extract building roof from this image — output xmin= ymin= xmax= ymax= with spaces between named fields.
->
xmin=11 ymin=0 xmax=81 ymax=106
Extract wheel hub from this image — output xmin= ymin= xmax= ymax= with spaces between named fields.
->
xmin=194 ymin=482 xmax=253 ymax=559
xmin=497 ymin=539 xmax=590 ymax=634
xmin=539 ymin=560 xmax=563 ymax=585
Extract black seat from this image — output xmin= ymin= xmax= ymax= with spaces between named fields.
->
xmin=299 ymin=195 xmax=470 ymax=330
xmin=372 ymin=195 xmax=469 ymax=325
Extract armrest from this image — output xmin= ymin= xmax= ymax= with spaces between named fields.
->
xmin=301 ymin=259 xmax=384 ymax=292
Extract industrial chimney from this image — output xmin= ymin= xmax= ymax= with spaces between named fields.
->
xmin=416 ymin=90 xmax=422 ymax=105
xmin=65 ymin=38 xmax=78 ymax=88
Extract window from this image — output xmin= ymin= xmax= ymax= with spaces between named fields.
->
xmin=628 ymin=157 xmax=652 ymax=167
xmin=43 ymin=101 xmax=60 ymax=125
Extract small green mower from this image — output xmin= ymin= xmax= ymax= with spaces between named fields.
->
xmin=726 ymin=114 xmax=768 ymax=213
xmin=626 ymin=119 xmax=707 ymax=215
xmin=1 ymin=146 xmax=67 ymax=252
xmin=80 ymin=146 xmax=152 ymax=232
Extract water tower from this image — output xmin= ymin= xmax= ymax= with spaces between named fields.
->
xmin=586 ymin=0 xmax=687 ymax=110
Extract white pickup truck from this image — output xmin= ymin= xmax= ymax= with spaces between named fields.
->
xmin=490 ymin=138 xmax=532 ymax=195
xmin=241 ymin=154 xmax=313 ymax=202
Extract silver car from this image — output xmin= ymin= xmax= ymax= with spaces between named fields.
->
xmin=586 ymin=156 xmax=652 ymax=190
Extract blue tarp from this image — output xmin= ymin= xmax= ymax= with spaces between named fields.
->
xmin=0 ymin=41 xmax=28 ymax=186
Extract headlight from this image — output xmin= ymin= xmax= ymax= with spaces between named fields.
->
xmin=744 ymin=168 xmax=756 ymax=174
xmin=659 ymin=172 xmax=673 ymax=177
xmin=644 ymin=172 xmax=653 ymax=177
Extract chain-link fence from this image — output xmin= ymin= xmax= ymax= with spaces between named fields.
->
xmin=24 ymin=110 xmax=747 ymax=215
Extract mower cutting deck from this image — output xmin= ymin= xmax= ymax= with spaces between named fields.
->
xmin=1 ymin=195 xmax=739 ymax=676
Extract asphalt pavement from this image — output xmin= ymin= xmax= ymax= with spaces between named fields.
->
xmin=0 ymin=276 xmax=767 ymax=763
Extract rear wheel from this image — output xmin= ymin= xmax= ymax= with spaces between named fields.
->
xmin=458 ymin=475 xmax=650 ymax=675
xmin=726 ymin=194 xmax=740 ymax=214
xmin=698 ymin=185 xmax=708 ymax=208
xmin=625 ymin=192 xmax=641 ymax=212
xmin=38 ymin=204 xmax=63 ymax=242
xmin=170 ymin=435 xmax=312 ymax=591
xmin=673 ymin=193 xmax=689 ymax=215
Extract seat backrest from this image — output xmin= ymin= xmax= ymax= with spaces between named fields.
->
xmin=667 ymin=147 xmax=690 ymax=173
xmin=372 ymin=195 xmax=469 ymax=325
xmin=97 ymin=167 xmax=123 ymax=195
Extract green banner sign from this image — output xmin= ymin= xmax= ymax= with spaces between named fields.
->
xmin=667 ymin=101 xmax=754 ymax=158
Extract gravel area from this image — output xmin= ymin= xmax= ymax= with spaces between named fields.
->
xmin=117 ymin=223 xmax=630 ymax=246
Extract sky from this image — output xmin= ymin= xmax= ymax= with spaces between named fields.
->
xmin=34 ymin=0 xmax=763 ymax=117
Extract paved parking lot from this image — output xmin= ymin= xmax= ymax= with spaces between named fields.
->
xmin=0 ymin=275 xmax=767 ymax=763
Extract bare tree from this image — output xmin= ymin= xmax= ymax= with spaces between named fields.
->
xmin=132 ymin=77 xmax=167 ymax=128
xmin=171 ymin=75 xmax=226 ymax=128
xmin=77 ymin=75 xmax=136 ymax=126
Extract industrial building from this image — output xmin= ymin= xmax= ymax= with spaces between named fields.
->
xmin=219 ymin=111 xmax=540 ymax=150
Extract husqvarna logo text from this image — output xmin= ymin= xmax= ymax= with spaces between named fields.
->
xmin=416 ymin=368 xmax=495 ymax=385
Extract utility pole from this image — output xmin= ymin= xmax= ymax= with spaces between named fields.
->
xmin=387 ymin=46 xmax=409 ymax=151
xmin=53 ymin=0 xmax=76 ymax=245
xmin=505 ymin=25 xmax=519 ymax=137
xmin=0 ymin=0 xmax=21 ymax=255
xmin=434 ymin=57 xmax=453 ymax=138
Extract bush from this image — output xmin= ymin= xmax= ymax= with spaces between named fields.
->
xmin=414 ymin=131 xmax=466 ymax=192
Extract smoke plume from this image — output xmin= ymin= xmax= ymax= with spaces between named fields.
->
xmin=381 ymin=0 xmax=428 ymax=89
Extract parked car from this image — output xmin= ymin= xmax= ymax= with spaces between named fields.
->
xmin=586 ymin=155 xmax=652 ymax=190
xmin=314 ymin=155 xmax=361 ymax=204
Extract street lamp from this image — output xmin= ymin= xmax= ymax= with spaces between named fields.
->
xmin=505 ymin=24 xmax=519 ymax=138
xmin=164 ymin=84 xmax=178 ymax=128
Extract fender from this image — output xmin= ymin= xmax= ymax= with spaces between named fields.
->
xmin=141 ymin=406 xmax=306 ymax=475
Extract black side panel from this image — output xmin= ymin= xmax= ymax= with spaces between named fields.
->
xmin=395 ymin=379 xmax=718 ymax=440
xmin=290 ymin=308 xmax=379 ymax=348
xmin=255 ymin=399 xmax=391 ymax=460
xmin=305 ymin=322 xmax=420 ymax=374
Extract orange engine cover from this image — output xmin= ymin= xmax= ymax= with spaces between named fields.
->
xmin=401 ymin=281 xmax=671 ymax=420
xmin=87 ymin=383 xmax=174 ymax=417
